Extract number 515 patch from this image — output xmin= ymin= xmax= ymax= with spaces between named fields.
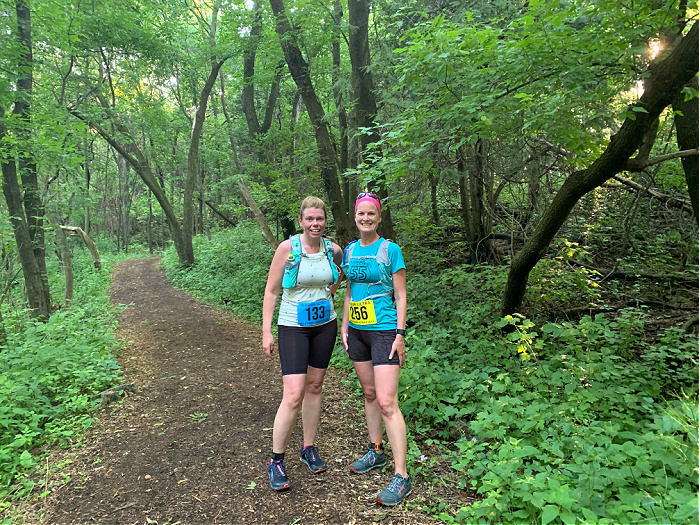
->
xmin=349 ymin=300 xmax=377 ymax=325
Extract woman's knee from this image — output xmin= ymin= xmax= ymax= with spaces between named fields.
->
xmin=282 ymin=386 xmax=305 ymax=408
xmin=376 ymin=395 xmax=398 ymax=417
xmin=305 ymin=379 xmax=323 ymax=397
xmin=362 ymin=386 xmax=378 ymax=403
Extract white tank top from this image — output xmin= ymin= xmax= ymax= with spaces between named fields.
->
xmin=278 ymin=250 xmax=337 ymax=327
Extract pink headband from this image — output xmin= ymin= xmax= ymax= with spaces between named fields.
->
xmin=355 ymin=196 xmax=382 ymax=214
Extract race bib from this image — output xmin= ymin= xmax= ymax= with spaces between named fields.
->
xmin=349 ymin=300 xmax=377 ymax=325
xmin=297 ymin=300 xmax=331 ymax=327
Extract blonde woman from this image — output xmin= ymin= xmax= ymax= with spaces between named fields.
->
xmin=262 ymin=196 xmax=342 ymax=490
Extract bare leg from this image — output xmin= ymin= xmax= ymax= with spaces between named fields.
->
xmin=374 ymin=365 xmax=407 ymax=477
xmin=301 ymin=366 xmax=327 ymax=446
xmin=353 ymin=360 xmax=384 ymax=443
xmin=272 ymin=373 xmax=306 ymax=453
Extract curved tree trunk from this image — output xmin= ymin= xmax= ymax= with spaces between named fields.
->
xmin=59 ymin=226 xmax=101 ymax=271
xmin=270 ymin=0 xmax=352 ymax=245
xmin=501 ymin=22 xmax=699 ymax=315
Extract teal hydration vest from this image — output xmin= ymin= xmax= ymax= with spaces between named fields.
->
xmin=282 ymin=235 xmax=339 ymax=289
xmin=341 ymin=239 xmax=394 ymax=301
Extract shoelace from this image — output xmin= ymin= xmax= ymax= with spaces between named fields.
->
xmin=305 ymin=446 xmax=318 ymax=460
xmin=271 ymin=460 xmax=286 ymax=475
xmin=386 ymin=475 xmax=404 ymax=493
xmin=363 ymin=449 xmax=379 ymax=461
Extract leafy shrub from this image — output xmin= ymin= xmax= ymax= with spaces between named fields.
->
xmin=162 ymin=223 xmax=274 ymax=324
xmin=0 ymin=253 xmax=123 ymax=507
xmin=428 ymin=313 xmax=698 ymax=524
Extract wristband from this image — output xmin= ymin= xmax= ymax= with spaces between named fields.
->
xmin=395 ymin=328 xmax=406 ymax=336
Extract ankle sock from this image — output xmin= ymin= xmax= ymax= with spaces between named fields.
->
xmin=271 ymin=452 xmax=285 ymax=462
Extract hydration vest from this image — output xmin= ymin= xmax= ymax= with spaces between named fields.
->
xmin=282 ymin=235 xmax=340 ymax=289
xmin=341 ymin=239 xmax=394 ymax=301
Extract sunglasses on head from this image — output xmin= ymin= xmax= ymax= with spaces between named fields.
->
xmin=356 ymin=191 xmax=379 ymax=200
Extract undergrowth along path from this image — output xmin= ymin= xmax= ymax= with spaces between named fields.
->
xmin=37 ymin=257 xmax=451 ymax=524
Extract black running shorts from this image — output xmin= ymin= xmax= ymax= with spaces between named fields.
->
xmin=347 ymin=327 xmax=400 ymax=366
xmin=277 ymin=319 xmax=337 ymax=375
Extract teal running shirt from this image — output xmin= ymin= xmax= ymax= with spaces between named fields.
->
xmin=342 ymin=238 xmax=405 ymax=331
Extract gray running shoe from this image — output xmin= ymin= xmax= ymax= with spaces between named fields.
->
xmin=349 ymin=445 xmax=386 ymax=474
xmin=376 ymin=473 xmax=412 ymax=506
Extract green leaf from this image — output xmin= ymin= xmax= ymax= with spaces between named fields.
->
xmin=541 ymin=505 xmax=560 ymax=525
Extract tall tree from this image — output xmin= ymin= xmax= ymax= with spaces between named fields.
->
xmin=501 ymin=22 xmax=699 ymax=315
xmin=0 ymin=0 xmax=51 ymax=319
xmin=347 ymin=0 xmax=394 ymax=238
xmin=269 ymin=0 xmax=353 ymax=244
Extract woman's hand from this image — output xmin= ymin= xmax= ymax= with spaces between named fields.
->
xmin=342 ymin=330 xmax=349 ymax=355
xmin=263 ymin=332 xmax=276 ymax=359
xmin=389 ymin=335 xmax=406 ymax=366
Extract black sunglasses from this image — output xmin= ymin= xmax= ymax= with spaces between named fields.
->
xmin=356 ymin=191 xmax=379 ymax=200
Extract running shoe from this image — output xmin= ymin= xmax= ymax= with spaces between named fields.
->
xmin=349 ymin=445 xmax=386 ymax=474
xmin=300 ymin=445 xmax=326 ymax=473
xmin=376 ymin=473 xmax=412 ymax=506
xmin=268 ymin=459 xmax=290 ymax=491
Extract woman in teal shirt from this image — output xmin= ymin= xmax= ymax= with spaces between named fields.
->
xmin=341 ymin=191 xmax=411 ymax=506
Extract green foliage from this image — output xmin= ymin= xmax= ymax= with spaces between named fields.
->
xmin=162 ymin=223 xmax=275 ymax=324
xmin=0 ymin=253 xmax=123 ymax=507
xmin=161 ymin=223 xmax=697 ymax=524
xmin=404 ymin=290 xmax=698 ymax=524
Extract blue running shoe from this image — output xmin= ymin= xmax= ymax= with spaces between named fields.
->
xmin=300 ymin=445 xmax=326 ymax=473
xmin=376 ymin=473 xmax=412 ymax=506
xmin=350 ymin=445 xmax=386 ymax=474
xmin=268 ymin=459 xmax=290 ymax=491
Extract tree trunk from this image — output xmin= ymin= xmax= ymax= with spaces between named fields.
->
xmin=332 ymin=0 xmax=349 ymax=184
xmin=269 ymin=0 xmax=352 ymax=245
xmin=15 ymin=0 xmax=51 ymax=313
xmin=501 ymin=22 xmax=699 ymax=315
xmin=238 ymin=177 xmax=279 ymax=248
xmin=60 ymin=226 xmax=101 ymax=270
xmin=672 ymin=75 xmax=699 ymax=219
xmin=117 ymin=153 xmax=131 ymax=253
xmin=184 ymin=54 xmax=226 ymax=266
xmin=347 ymin=0 xmax=394 ymax=239
xmin=148 ymin=190 xmax=153 ymax=254
xmin=428 ymin=172 xmax=440 ymax=225
xmin=83 ymin=136 xmax=91 ymax=233
xmin=54 ymin=220 xmax=74 ymax=305
xmin=219 ymin=72 xmax=279 ymax=248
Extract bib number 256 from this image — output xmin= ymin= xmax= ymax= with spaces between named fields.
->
xmin=349 ymin=300 xmax=377 ymax=325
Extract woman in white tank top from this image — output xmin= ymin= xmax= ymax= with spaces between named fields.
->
xmin=262 ymin=196 xmax=342 ymax=491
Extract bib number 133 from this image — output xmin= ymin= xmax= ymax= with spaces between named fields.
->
xmin=349 ymin=300 xmax=377 ymax=325
xmin=297 ymin=300 xmax=331 ymax=326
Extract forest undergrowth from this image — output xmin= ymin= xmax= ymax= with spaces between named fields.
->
xmin=0 ymin=221 xmax=696 ymax=525
xmin=0 ymin=249 xmax=154 ymax=522
xmin=161 ymin=223 xmax=699 ymax=525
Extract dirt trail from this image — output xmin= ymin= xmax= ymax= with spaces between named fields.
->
xmin=36 ymin=258 xmax=453 ymax=524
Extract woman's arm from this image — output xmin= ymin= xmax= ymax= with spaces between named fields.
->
xmin=389 ymin=268 xmax=407 ymax=366
xmin=262 ymin=240 xmax=291 ymax=359
xmin=330 ymin=242 xmax=344 ymax=296
xmin=341 ymin=282 xmax=352 ymax=354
